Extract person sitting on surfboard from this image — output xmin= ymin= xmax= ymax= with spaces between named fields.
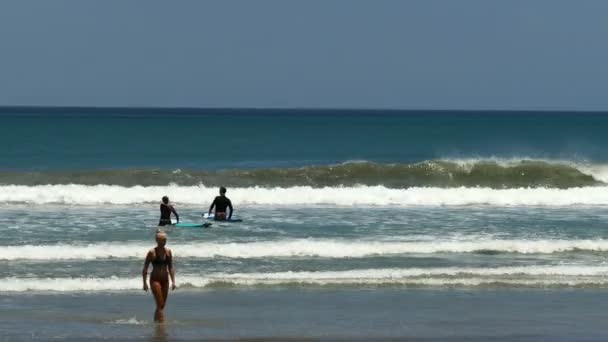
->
xmin=159 ymin=196 xmax=179 ymax=226
xmin=208 ymin=187 xmax=233 ymax=221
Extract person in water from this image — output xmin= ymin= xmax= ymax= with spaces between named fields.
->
xmin=159 ymin=196 xmax=179 ymax=226
xmin=208 ymin=186 xmax=233 ymax=221
xmin=142 ymin=230 xmax=176 ymax=323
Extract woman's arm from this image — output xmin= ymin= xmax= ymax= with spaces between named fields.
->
xmin=142 ymin=250 xmax=152 ymax=291
xmin=168 ymin=249 xmax=176 ymax=290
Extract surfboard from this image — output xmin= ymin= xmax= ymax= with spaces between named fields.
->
xmin=203 ymin=213 xmax=243 ymax=222
xmin=174 ymin=222 xmax=212 ymax=228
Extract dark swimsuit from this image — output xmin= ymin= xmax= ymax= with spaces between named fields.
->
xmin=211 ymin=196 xmax=232 ymax=221
xmin=159 ymin=204 xmax=175 ymax=226
xmin=152 ymin=248 xmax=171 ymax=267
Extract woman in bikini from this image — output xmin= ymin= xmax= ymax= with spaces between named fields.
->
xmin=142 ymin=230 xmax=176 ymax=322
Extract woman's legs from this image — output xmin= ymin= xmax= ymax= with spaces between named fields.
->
xmin=150 ymin=280 xmax=169 ymax=322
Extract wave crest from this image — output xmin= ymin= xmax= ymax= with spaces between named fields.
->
xmin=0 ymin=159 xmax=602 ymax=188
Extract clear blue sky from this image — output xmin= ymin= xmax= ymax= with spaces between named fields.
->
xmin=1 ymin=1 xmax=607 ymax=110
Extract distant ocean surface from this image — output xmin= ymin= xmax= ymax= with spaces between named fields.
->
xmin=3 ymin=108 xmax=608 ymax=340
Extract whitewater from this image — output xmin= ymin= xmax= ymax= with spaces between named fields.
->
xmin=5 ymin=238 xmax=608 ymax=260
xmin=4 ymin=183 xmax=608 ymax=206
xmin=5 ymin=265 xmax=608 ymax=292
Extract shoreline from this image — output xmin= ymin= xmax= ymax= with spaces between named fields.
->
xmin=2 ymin=288 xmax=608 ymax=340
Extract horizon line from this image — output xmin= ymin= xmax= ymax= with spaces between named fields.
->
xmin=0 ymin=105 xmax=608 ymax=114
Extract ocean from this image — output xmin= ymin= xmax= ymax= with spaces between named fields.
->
xmin=2 ymin=108 xmax=608 ymax=340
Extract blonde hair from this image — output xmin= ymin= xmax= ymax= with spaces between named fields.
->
xmin=155 ymin=230 xmax=167 ymax=240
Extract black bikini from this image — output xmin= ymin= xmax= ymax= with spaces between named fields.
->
xmin=152 ymin=248 xmax=171 ymax=266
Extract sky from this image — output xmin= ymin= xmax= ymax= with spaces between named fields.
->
xmin=0 ymin=1 xmax=607 ymax=110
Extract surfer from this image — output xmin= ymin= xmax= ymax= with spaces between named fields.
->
xmin=208 ymin=186 xmax=233 ymax=221
xmin=158 ymin=196 xmax=179 ymax=226
xmin=142 ymin=230 xmax=176 ymax=323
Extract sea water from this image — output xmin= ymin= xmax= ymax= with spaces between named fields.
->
xmin=2 ymin=109 xmax=608 ymax=340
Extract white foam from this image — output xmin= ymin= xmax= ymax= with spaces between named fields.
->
xmin=4 ymin=239 xmax=608 ymax=261
xmin=4 ymin=266 xmax=608 ymax=292
xmin=110 ymin=317 xmax=147 ymax=325
xmin=444 ymin=157 xmax=563 ymax=166
xmin=445 ymin=157 xmax=608 ymax=182
xmin=3 ymin=184 xmax=608 ymax=206
xmin=577 ymin=164 xmax=608 ymax=183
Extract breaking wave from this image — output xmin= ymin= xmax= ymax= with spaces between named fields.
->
xmin=3 ymin=184 xmax=608 ymax=206
xmin=5 ymin=266 xmax=608 ymax=292
xmin=5 ymin=239 xmax=608 ymax=260
xmin=0 ymin=159 xmax=603 ymax=188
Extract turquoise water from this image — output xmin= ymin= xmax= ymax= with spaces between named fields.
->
xmin=2 ymin=108 xmax=608 ymax=339
xmin=3 ymin=109 xmax=608 ymax=171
